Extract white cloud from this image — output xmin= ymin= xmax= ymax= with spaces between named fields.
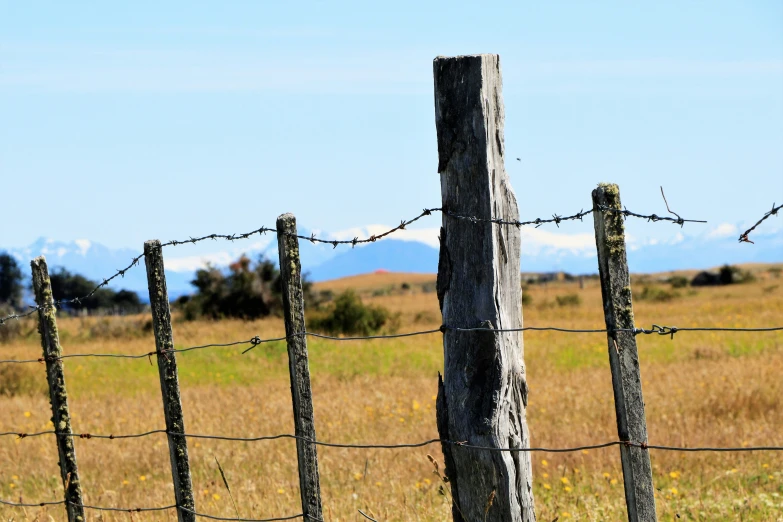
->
xmin=706 ymin=223 xmax=739 ymax=239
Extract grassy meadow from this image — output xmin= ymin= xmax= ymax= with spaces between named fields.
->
xmin=1 ymin=265 xmax=782 ymax=521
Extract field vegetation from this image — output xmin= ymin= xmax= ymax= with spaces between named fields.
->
xmin=1 ymin=264 xmax=782 ymax=521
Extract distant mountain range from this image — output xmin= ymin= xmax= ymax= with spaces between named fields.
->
xmin=5 ymin=224 xmax=781 ymax=300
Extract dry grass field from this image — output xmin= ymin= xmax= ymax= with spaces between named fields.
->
xmin=1 ymin=264 xmax=782 ymax=521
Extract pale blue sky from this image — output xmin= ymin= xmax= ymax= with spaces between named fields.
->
xmin=2 ymin=1 xmax=782 ymax=252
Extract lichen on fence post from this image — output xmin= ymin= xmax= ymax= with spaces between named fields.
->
xmin=592 ymin=183 xmax=657 ymax=522
xmin=31 ymin=256 xmax=86 ymax=522
xmin=144 ymin=240 xmax=196 ymax=522
xmin=276 ymin=213 xmax=323 ymax=520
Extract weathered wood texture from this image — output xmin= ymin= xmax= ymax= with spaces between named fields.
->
xmin=144 ymin=241 xmax=196 ymax=522
xmin=592 ymin=184 xmax=657 ymax=521
xmin=31 ymin=257 xmax=86 ymax=522
xmin=276 ymin=213 xmax=323 ymax=520
xmin=433 ymin=54 xmax=535 ymax=522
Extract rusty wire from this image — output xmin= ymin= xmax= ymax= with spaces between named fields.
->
xmin=739 ymin=202 xmax=782 ymax=243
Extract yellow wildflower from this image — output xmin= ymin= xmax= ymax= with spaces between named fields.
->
xmin=560 ymin=477 xmax=570 ymax=485
xmin=669 ymin=471 xmax=680 ymax=479
xmin=543 ymin=483 xmax=551 ymax=490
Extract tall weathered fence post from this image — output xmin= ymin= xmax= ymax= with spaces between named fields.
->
xmin=144 ymin=241 xmax=196 ymax=522
xmin=433 ymin=54 xmax=535 ymax=522
xmin=31 ymin=257 xmax=86 ymax=522
xmin=592 ymin=184 xmax=657 ymax=521
xmin=277 ymin=213 xmax=323 ymax=521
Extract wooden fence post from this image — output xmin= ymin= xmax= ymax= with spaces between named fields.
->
xmin=276 ymin=213 xmax=323 ymax=520
xmin=592 ymin=184 xmax=657 ymax=521
xmin=30 ymin=256 xmax=86 ymax=522
xmin=433 ymin=54 xmax=535 ymax=522
xmin=144 ymin=240 xmax=197 ymax=522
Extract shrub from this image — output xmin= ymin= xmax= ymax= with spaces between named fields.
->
xmin=555 ymin=293 xmax=581 ymax=307
xmin=668 ymin=275 xmax=689 ymax=289
xmin=638 ymin=286 xmax=680 ymax=302
xmin=179 ymin=254 xmax=316 ymax=321
xmin=719 ymin=264 xmax=755 ymax=285
xmin=522 ymin=291 xmax=533 ymax=306
xmin=309 ymin=290 xmax=397 ymax=336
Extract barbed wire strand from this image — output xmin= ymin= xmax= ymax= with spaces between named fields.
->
xmin=0 ymin=197 xmax=707 ymax=327
xmin=739 ymin=202 xmax=782 ymax=244
xmin=0 ymin=498 xmax=310 ymax=521
xmin=1 ymin=323 xmax=780 ymax=365
xmin=3 ymin=430 xmax=782 ymax=453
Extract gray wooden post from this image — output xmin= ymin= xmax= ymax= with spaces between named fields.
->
xmin=592 ymin=184 xmax=657 ymax=521
xmin=30 ymin=256 xmax=86 ymax=522
xmin=276 ymin=213 xmax=323 ymax=520
xmin=433 ymin=54 xmax=535 ymax=522
xmin=144 ymin=240 xmax=196 ymax=522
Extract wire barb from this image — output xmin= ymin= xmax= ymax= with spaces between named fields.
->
xmin=739 ymin=202 xmax=782 ymax=244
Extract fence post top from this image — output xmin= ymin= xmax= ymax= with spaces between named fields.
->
xmin=31 ymin=255 xmax=47 ymax=267
xmin=277 ymin=213 xmax=296 ymax=226
xmin=144 ymin=239 xmax=161 ymax=248
xmin=434 ymin=53 xmax=499 ymax=62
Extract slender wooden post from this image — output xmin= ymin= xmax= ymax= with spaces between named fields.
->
xmin=144 ymin=240 xmax=196 ymax=522
xmin=433 ymin=54 xmax=535 ymax=522
xmin=31 ymin=256 xmax=86 ymax=522
xmin=277 ymin=213 xmax=323 ymax=520
xmin=592 ymin=184 xmax=657 ymax=521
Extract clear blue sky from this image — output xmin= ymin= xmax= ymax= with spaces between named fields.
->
xmin=2 ymin=1 xmax=782 ymax=250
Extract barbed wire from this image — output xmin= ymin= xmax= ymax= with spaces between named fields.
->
xmin=1 ymin=323 xmax=780 ymax=365
xmin=0 ymin=498 xmax=310 ymax=521
xmin=739 ymin=202 xmax=782 ymax=244
xmin=3 ymin=429 xmax=782 ymax=454
xmin=0 ymin=196 xmax=708 ymax=327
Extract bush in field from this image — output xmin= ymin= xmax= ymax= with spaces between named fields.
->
xmin=48 ymin=268 xmax=144 ymax=314
xmin=719 ymin=264 xmax=755 ymax=285
xmin=668 ymin=275 xmax=689 ymax=289
xmin=309 ymin=290 xmax=397 ymax=336
xmin=180 ymin=254 xmax=317 ymax=321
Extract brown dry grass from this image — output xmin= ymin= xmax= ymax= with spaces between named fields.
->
xmin=1 ymin=267 xmax=782 ymax=521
